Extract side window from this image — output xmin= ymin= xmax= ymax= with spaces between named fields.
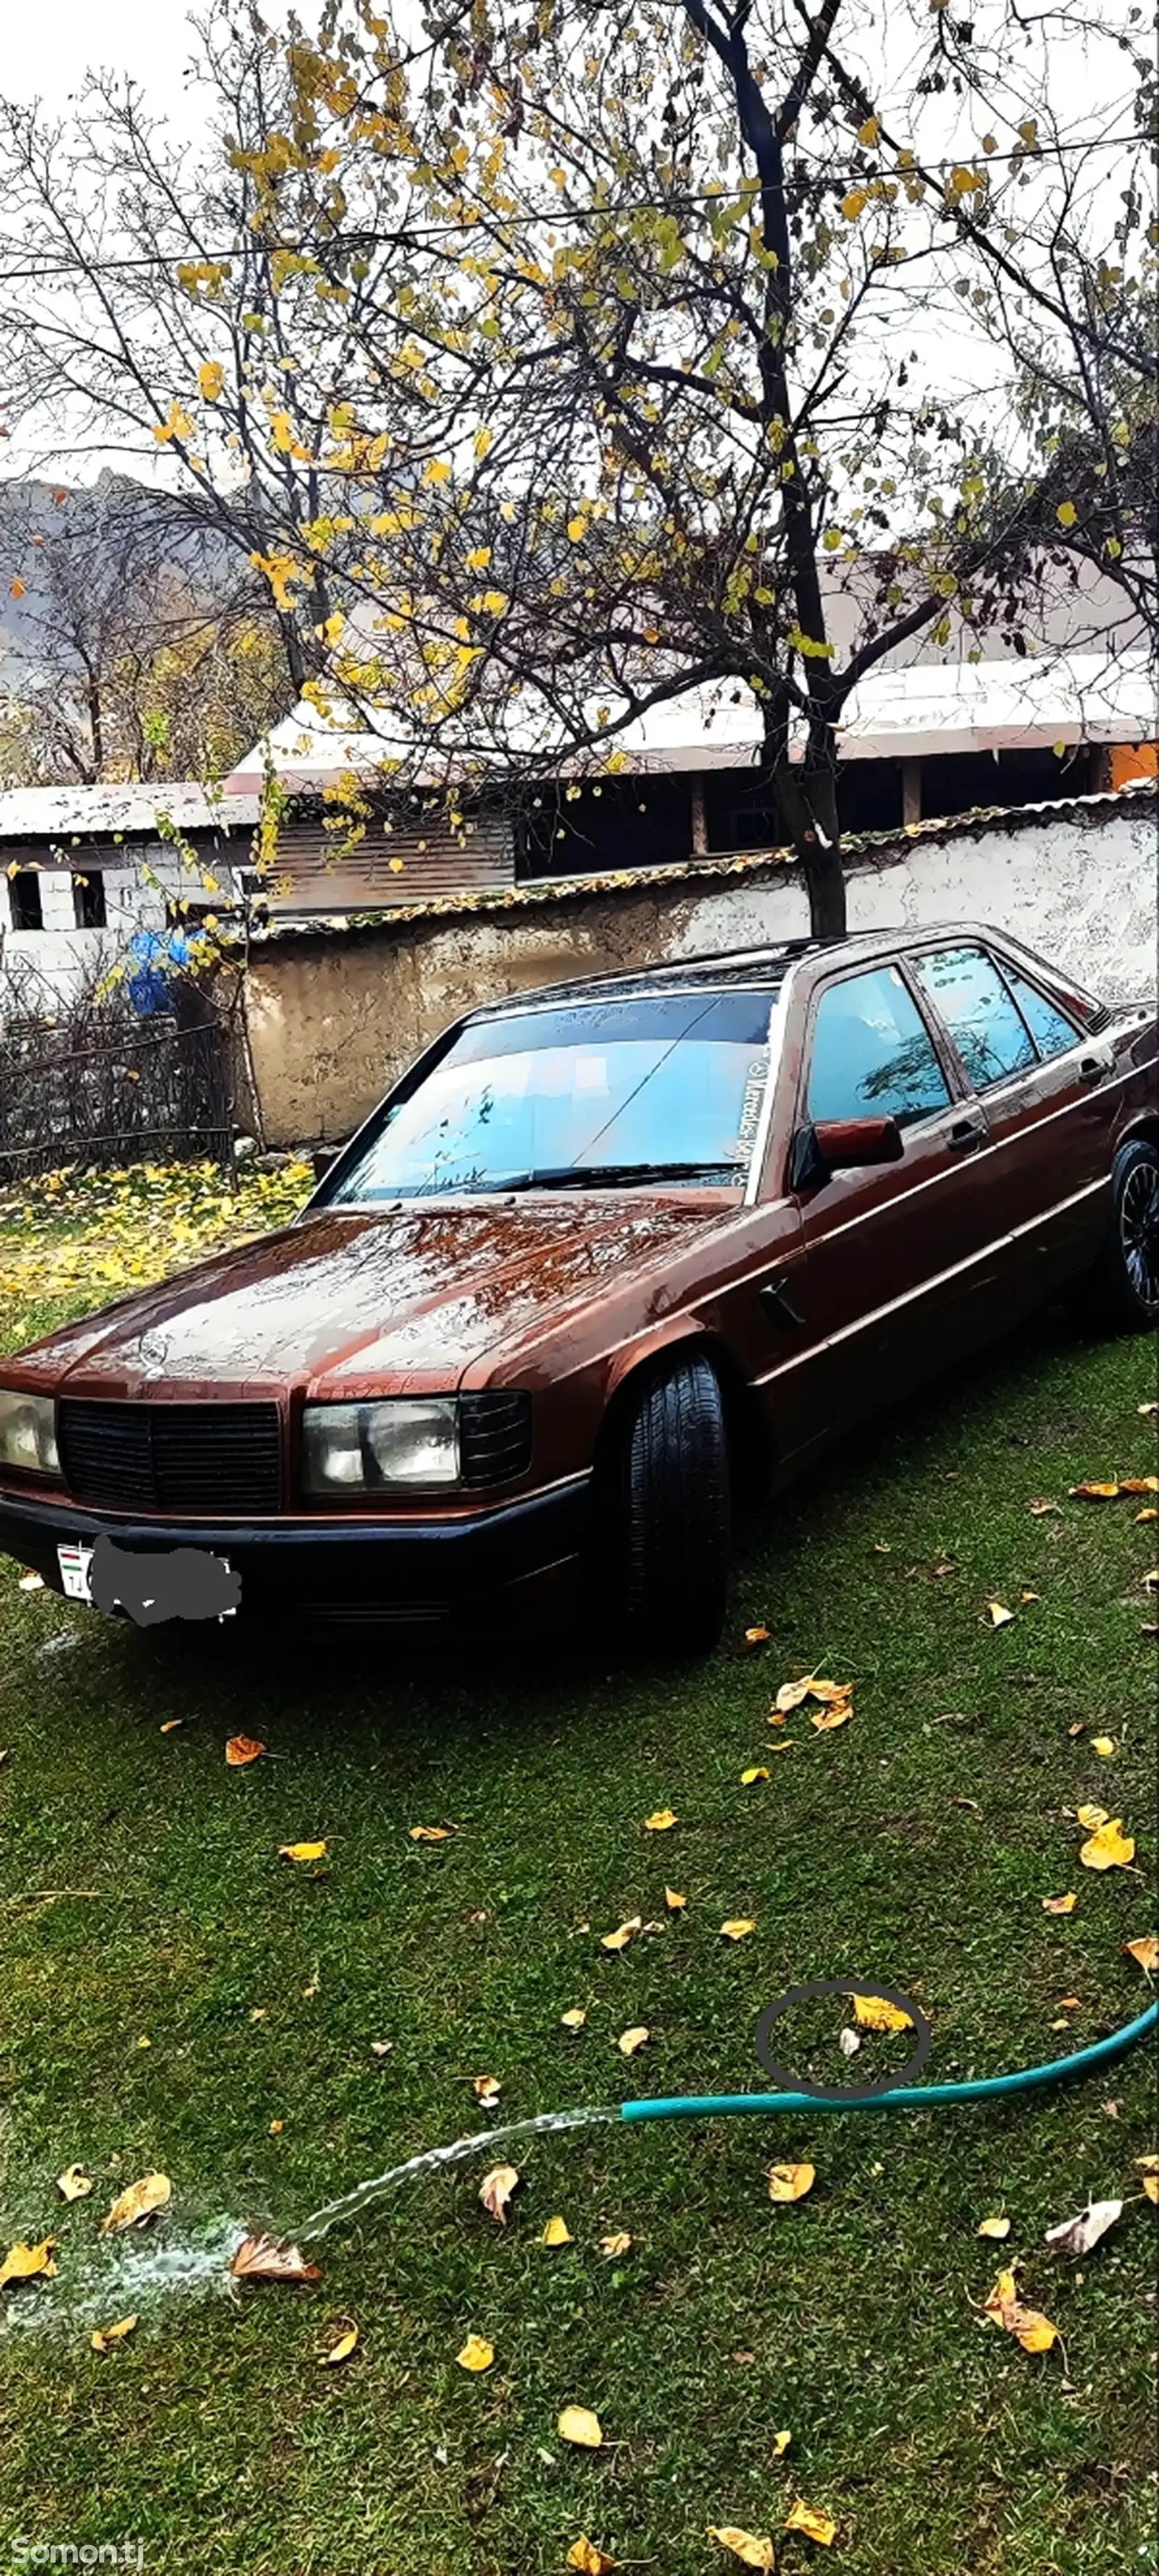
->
xmin=1002 ymin=968 xmax=1079 ymax=1062
xmin=911 ymin=946 xmax=1035 ymax=1090
xmin=806 ymin=964 xmax=952 ymax=1129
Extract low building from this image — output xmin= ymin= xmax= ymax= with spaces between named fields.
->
xmin=0 ymin=783 xmax=259 ymax=1017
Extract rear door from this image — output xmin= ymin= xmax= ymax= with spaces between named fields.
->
xmin=783 ymin=957 xmax=1012 ymax=1430
xmin=906 ymin=941 xmax=1116 ymax=1306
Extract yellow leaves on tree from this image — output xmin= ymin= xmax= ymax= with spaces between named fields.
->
xmin=198 ymin=361 xmax=225 ymax=401
xmin=152 ymin=401 xmax=194 ymax=445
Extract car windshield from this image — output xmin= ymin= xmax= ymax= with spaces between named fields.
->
xmin=328 ymin=987 xmax=780 ymax=1201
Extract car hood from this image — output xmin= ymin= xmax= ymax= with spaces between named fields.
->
xmin=15 ymin=1198 xmax=740 ymax=1398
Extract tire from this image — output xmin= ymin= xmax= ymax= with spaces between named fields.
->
xmin=610 ymin=1353 xmax=732 ymax=1658
xmin=1068 ymin=1138 xmax=1159 ymax=1333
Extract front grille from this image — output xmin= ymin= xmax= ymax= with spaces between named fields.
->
xmin=58 ymin=1401 xmax=283 ymax=1515
xmin=459 ymin=1391 xmax=532 ymax=1488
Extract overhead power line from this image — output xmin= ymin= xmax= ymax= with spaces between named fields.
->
xmin=0 ymin=127 xmax=1149 ymax=285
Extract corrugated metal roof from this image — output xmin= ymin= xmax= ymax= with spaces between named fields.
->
xmin=246 ymin=779 xmax=1156 ymax=946
xmin=0 ymin=782 xmax=261 ymax=843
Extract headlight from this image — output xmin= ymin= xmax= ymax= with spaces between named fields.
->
xmin=0 ymin=1389 xmax=60 ymax=1479
xmin=302 ymin=1399 xmax=460 ymax=1494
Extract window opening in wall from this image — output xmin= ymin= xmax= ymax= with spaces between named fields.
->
xmin=10 ymin=870 xmax=44 ymax=931
xmin=72 ymin=870 xmax=106 ymax=929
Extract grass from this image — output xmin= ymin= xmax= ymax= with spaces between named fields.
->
xmin=0 ymin=1186 xmax=1156 ymax=2576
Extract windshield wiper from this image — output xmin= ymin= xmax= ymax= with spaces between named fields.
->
xmin=492 ymin=1160 xmax=745 ymax=1192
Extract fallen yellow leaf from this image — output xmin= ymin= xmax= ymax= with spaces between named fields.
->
xmin=1143 ymin=2175 xmax=1159 ymax=2204
xmin=279 ymin=1841 xmax=327 ymax=1863
xmin=1070 ymin=1480 xmax=1120 ymax=1499
xmin=977 ymin=2214 xmax=1011 ymax=2239
xmin=772 ymin=2428 xmax=792 ymax=2456
xmin=853 ymin=1993 xmax=913 ymax=2033
xmin=228 ymin=2233 xmax=321 ymax=2283
xmin=101 ymin=2173 xmax=171 ymax=2234
xmin=600 ymin=1917 xmax=641 ymax=1952
xmin=740 ymin=1625 xmax=771 ymax=1654
xmin=1028 ymin=1499 xmax=1060 ymax=1516
xmin=561 ymin=2007 xmax=587 ymax=2028
xmin=741 ymin=1766 xmax=771 ymax=1784
xmin=1042 ymin=1892 xmax=1078 ymax=1914
xmin=322 ymin=2324 xmax=359 ymax=2364
xmin=456 ymin=2333 xmax=495 ymax=2372
xmin=983 ymin=2266 xmax=1058 ymax=2353
xmin=601 ymin=2231 xmax=632 ymax=2256
xmin=542 ymin=2214 xmax=574 ymax=2246
xmin=269 ymin=2119 xmax=284 ymax=2135
xmin=644 ymin=1808 xmax=677 ymax=1831
xmin=1080 ymin=1817 xmax=1134 ymax=1871
xmin=784 ymin=2498 xmax=838 ymax=2546
xmin=665 ymin=1888 xmax=687 ymax=1911
xmin=56 ymin=2164 xmax=92 ymax=2201
xmin=409 ymin=1824 xmax=452 ymax=1841
xmin=768 ymin=2160 xmax=816 ymax=2203
xmin=472 ymin=2074 xmax=501 ymax=2105
xmin=225 ymin=1734 xmax=265 ymax=1766
xmin=1091 ymin=1736 xmax=1116 ymax=1758
xmin=0 ymin=2237 xmax=57 ymax=2287
xmin=478 ymin=2164 xmax=519 ymax=2223
xmin=987 ymin=1601 xmax=1015 ymax=1627
xmin=811 ymin=1699 xmax=851 ymax=1731
xmin=1076 ymin=1802 xmax=1108 ymax=1830
xmin=1123 ymin=1935 xmax=1159 ymax=1975
xmin=159 ymin=1719 xmax=183 ymax=1732
xmin=618 ymin=2025 xmax=649 ymax=2056
xmin=721 ymin=1918 xmax=756 ymax=1941
xmin=558 ymin=2403 xmax=603 ymax=2448
xmin=1135 ymin=1507 xmax=1158 ymax=1522
xmin=567 ymin=2541 xmax=615 ymax=2575
xmin=708 ymin=2527 xmax=774 ymax=2571
xmin=91 ymin=2314 xmax=138 ymax=2353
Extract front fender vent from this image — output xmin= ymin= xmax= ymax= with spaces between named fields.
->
xmin=458 ymin=1391 xmax=532 ymax=1488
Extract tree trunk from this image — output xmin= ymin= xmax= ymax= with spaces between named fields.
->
xmin=769 ymin=728 xmax=847 ymax=939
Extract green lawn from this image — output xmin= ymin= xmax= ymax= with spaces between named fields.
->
xmin=1 ymin=1197 xmax=1156 ymax=2576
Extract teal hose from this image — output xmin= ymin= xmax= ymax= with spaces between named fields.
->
xmin=620 ymin=1999 xmax=1158 ymax=2123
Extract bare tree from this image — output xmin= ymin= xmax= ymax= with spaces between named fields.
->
xmin=0 ymin=476 xmax=292 ymax=783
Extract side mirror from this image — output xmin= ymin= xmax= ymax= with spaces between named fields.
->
xmin=790 ymin=1116 xmax=905 ymax=1190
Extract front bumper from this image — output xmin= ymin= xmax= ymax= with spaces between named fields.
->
xmin=0 ymin=1475 xmax=591 ymax=1625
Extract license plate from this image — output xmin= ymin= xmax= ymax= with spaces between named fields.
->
xmin=58 ymin=1541 xmax=95 ymax=1601
xmin=57 ymin=1541 xmax=237 ymax=1620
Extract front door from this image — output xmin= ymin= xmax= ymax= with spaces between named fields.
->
xmin=784 ymin=959 xmax=1012 ymax=1430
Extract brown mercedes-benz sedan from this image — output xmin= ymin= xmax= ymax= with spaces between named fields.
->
xmin=1 ymin=924 xmax=1155 ymax=1653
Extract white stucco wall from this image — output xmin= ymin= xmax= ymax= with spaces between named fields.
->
xmin=664 ymin=801 xmax=1158 ymax=1003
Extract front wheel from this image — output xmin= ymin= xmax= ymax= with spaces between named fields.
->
xmin=1069 ymin=1138 xmax=1159 ymax=1333
xmin=606 ymin=1353 xmax=732 ymax=1659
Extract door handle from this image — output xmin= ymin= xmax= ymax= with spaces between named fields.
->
xmin=947 ymin=1118 xmax=987 ymax=1154
xmin=758 ymin=1275 xmax=805 ymax=1330
xmin=1078 ymin=1054 xmax=1110 ymax=1085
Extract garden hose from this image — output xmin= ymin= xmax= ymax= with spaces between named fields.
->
xmin=619 ymin=1998 xmax=1159 ymax=2124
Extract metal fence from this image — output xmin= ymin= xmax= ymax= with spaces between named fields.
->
xmin=0 ymin=1006 xmax=240 ymax=1180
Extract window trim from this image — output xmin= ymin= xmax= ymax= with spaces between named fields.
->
xmin=792 ymin=954 xmax=961 ymax=1161
xmin=987 ymin=951 xmax=1082 ymax=1065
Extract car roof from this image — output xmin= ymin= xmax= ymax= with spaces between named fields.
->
xmin=463 ymin=923 xmax=1016 ymax=1022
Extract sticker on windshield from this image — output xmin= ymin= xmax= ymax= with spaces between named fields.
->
xmin=736 ymin=1050 xmax=770 ymax=1154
